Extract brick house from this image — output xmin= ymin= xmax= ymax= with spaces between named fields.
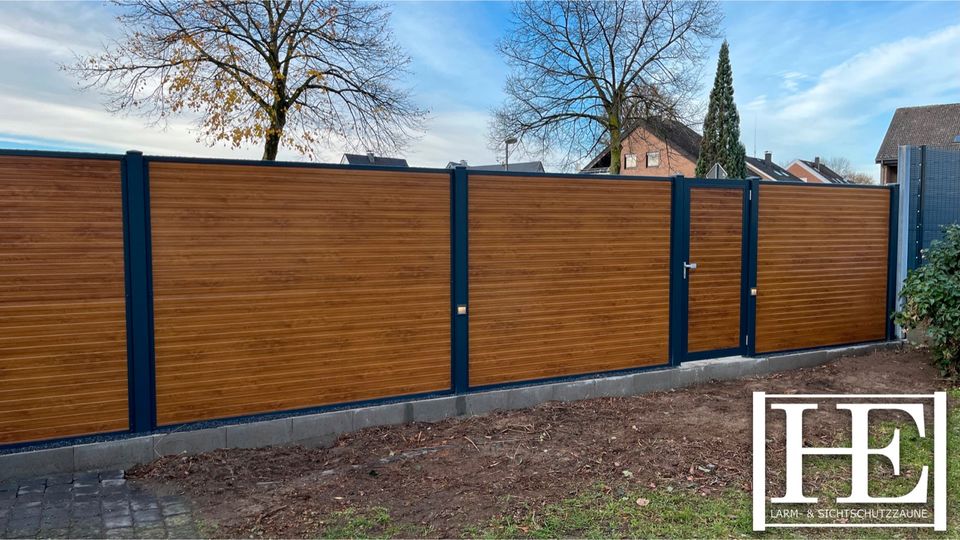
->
xmin=785 ymin=157 xmax=849 ymax=184
xmin=875 ymin=103 xmax=960 ymax=184
xmin=580 ymin=118 xmax=700 ymax=176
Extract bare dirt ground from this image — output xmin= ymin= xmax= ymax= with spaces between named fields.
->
xmin=129 ymin=347 xmax=950 ymax=538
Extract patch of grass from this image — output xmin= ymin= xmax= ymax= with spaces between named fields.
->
xmin=316 ymin=507 xmax=426 ymax=539
xmin=468 ymin=389 xmax=959 ymax=539
xmin=797 ymin=389 xmax=959 ymax=538
xmin=467 ymin=487 xmax=758 ymax=539
xmin=259 ymin=390 xmax=959 ymax=539
xmin=194 ymin=516 xmax=220 ymax=538
xmin=848 ymin=388 xmax=957 ymax=538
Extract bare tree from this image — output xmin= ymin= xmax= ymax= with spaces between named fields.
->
xmin=66 ymin=0 xmax=424 ymax=160
xmin=826 ymin=156 xmax=876 ymax=184
xmin=490 ymin=0 xmax=721 ymax=173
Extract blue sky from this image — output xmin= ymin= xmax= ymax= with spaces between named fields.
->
xmin=0 ymin=1 xmax=958 ymax=178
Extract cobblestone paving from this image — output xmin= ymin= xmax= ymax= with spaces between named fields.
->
xmin=0 ymin=470 xmax=199 ymax=539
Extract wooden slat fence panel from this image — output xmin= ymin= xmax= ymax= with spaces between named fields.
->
xmin=756 ymin=184 xmax=890 ymax=353
xmin=0 ymin=156 xmax=128 ymax=444
xmin=149 ymin=162 xmax=451 ymax=425
xmin=687 ymin=187 xmax=743 ymax=353
xmin=468 ymin=175 xmax=671 ymax=386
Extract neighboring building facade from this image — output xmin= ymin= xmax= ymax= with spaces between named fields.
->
xmin=875 ymin=103 xmax=960 ymax=184
xmin=785 ymin=157 xmax=849 ymax=184
xmin=341 ymin=152 xmax=409 ymax=167
xmin=445 ymin=160 xmax=545 ymax=173
xmin=581 ymin=118 xmax=700 ymax=177
xmin=745 ymin=152 xmax=802 ymax=182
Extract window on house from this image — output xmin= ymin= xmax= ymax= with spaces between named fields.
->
xmin=646 ymin=151 xmax=661 ymax=168
xmin=624 ymin=153 xmax=637 ymax=169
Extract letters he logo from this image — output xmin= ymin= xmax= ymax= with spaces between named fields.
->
xmin=752 ymin=392 xmax=947 ymax=531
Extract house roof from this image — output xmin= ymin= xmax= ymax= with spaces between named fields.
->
xmin=875 ymin=103 xmax=960 ymax=163
xmin=745 ymin=156 xmax=802 ymax=182
xmin=789 ymin=159 xmax=849 ymax=184
xmin=341 ymin=153 xmax=409 ymax=167
xmin=582 ymin=117 xmax=702 ymax=171
xmin=472 ymin=161 xmax=545 ymax=173
xmin=445 ymin=161 xmax=545 ymax=173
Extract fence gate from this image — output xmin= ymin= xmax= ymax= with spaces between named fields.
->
xmin=678 ymin=179 xmax=750 ymax=361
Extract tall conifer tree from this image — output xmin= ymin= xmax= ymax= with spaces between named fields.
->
xmin=696 ymin=41 xmax=747 ymax=178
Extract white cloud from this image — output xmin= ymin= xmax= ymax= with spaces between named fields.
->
xmin=778 ymin=24 xmax=960 ymax=127
xmin=0 ymin=2 xmax=114 ymax=56
xmin=779 ymin=71 xmax=807 ymax=92
xmin=390 ymin=3 xmax=504 ymax=99
xmin=404 ymin=110 xmax=496 ymax=167
xmin=744 ymin=94 xmax=767 ymax=111
xmin=0 ymin=91 xmax=261 ymax=158
xmin=0 ymin=3 xmax=257 ymax=158
xmin=0 ymin=24 xmax=73 ymax=55
xmin=744 ymin=24 xmax=960 ymax=178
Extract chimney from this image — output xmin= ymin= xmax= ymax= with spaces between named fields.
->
xmin=460 ymin=160 xmax=468 ymax=166
xmin=366 ymin=151 xmax=376 ymax=163
xmin=764 ymin=151 xmax=772 ymax=167
xmin=814 ymin=156 xmax=821 ymax=170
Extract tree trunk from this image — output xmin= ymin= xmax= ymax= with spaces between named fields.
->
xmin=608 ymin=116 xmax=622 ymax=175
xmin=262 ymin=131 xmax=281 ymax=161
xmin=261 ymin=107 xmax=287 ymax=161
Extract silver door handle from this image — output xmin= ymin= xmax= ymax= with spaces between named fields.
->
xmin=683 ymin=262 xmax=697 ymax=279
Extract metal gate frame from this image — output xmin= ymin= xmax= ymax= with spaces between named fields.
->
xmin=670 ymin=177 xmax=754 ymax=363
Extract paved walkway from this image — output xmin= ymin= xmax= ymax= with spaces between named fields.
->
xmin=0 ymin=470 xmax=199 ymax=539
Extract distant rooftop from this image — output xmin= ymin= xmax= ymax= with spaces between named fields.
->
xmin=341 ymin=153 xmax=409 ymax=167
xmin=445 ymin=160 xmax=545 ymax=173
xmin=791 ymin=158 xmax=849 ymax=184
xmin=745 ymin=153 xmax=802 ymax=182
xmin=876 ymin=103 xmax=960 ymax=163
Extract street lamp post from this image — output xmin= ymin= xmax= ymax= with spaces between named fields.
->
xmin=504 ymin=137 xmax=517 ymax=171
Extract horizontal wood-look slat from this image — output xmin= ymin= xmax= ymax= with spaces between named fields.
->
xmin=0 ymin=156 xmax=128 ymax=444
xmin=149 ymin=162 xmax=450 ymax=425
xmin=756 ymin=184 xmax=890 ymax=353
xmin=687 ymin=188 xmax=743 ymax=353
xmin=468 ymin=176 xmax=671 ymax=386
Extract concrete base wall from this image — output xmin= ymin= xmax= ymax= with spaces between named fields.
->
xmin=0 ymin=341 xmax=900 ymax=481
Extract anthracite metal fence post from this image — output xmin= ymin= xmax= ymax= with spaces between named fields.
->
xmin=886 ymin=184 xmax=900 ymax=341
xmin=668 ymin=175 xmax=685 ymax=366
xmin=451 ymin=166 xmax=469 ymax=393
xmin=746 ymin=178 xmax=760 ymax=356
xmin=121 ymin=150 xmax=157 ymax=433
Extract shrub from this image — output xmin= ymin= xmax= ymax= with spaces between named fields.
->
xmin=895 ymin=224 xmax=960 ymax=377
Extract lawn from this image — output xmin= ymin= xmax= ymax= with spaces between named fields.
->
xmin=469 ymin=390 xmax=960 ymax=539
xmin=129 ymin=347 xmax=956 ymax=538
